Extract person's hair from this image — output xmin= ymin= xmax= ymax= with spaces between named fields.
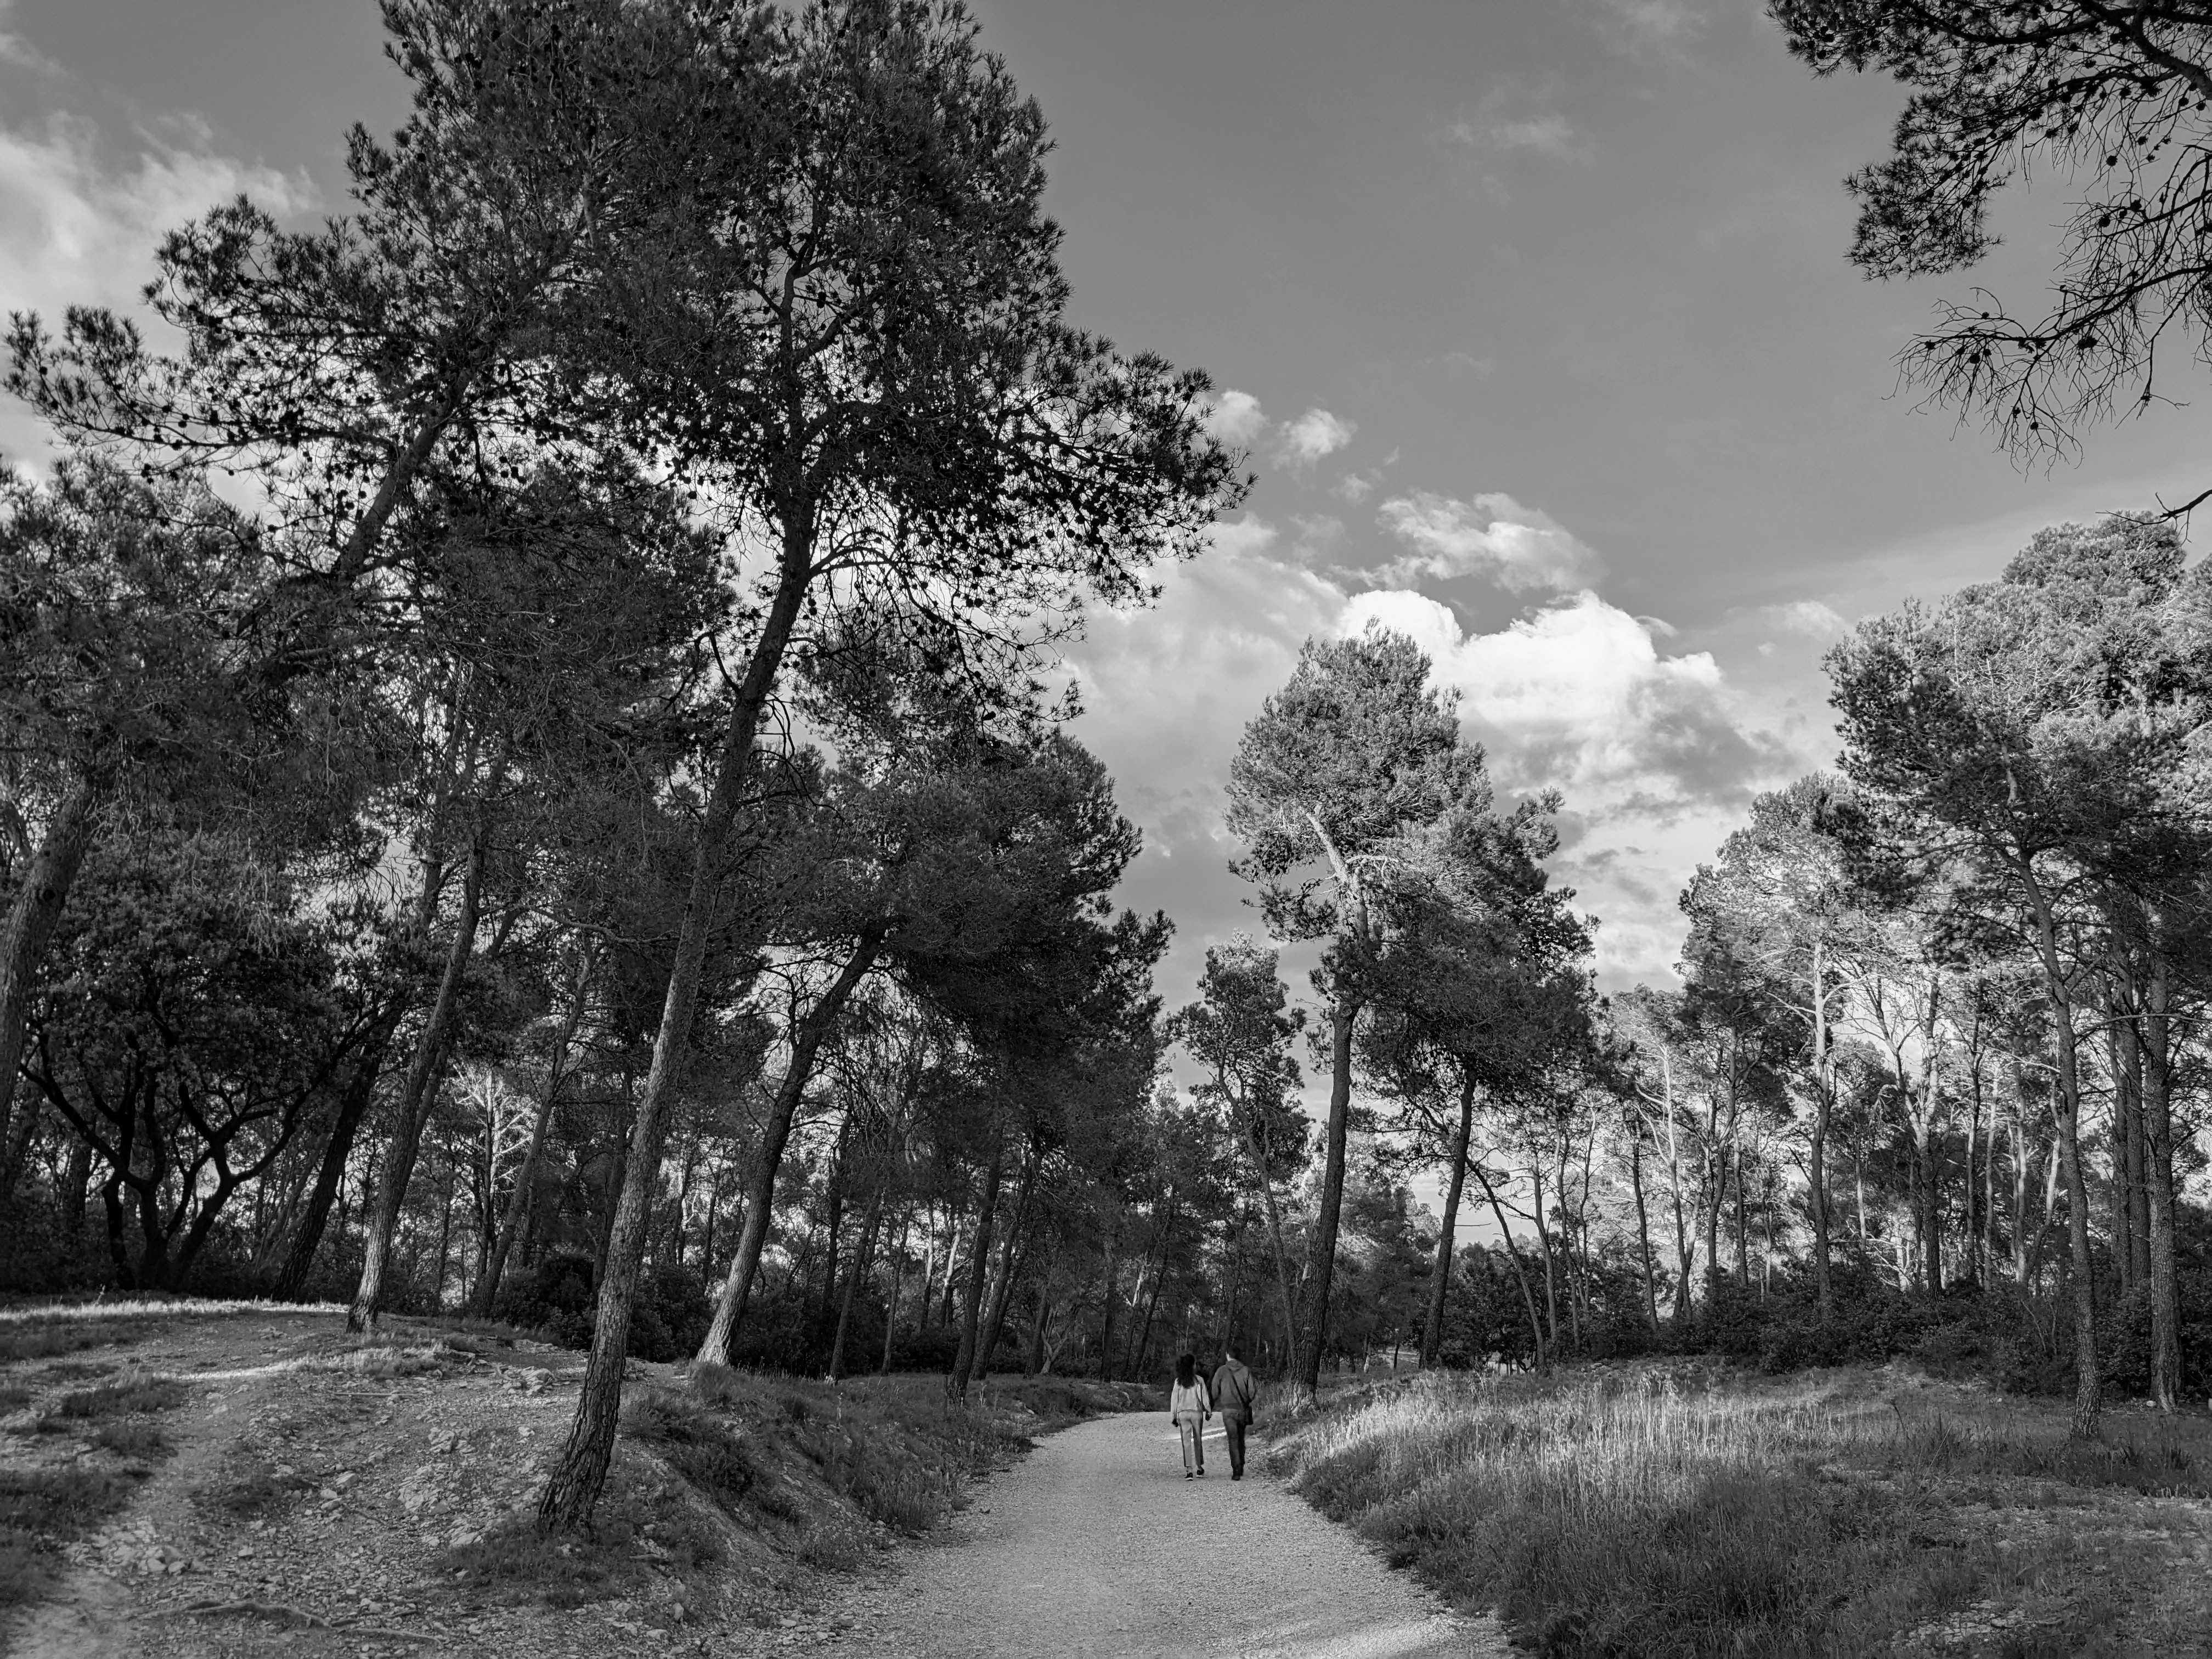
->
xmin=1221 ymin=1339 xmax=1239 ymax=1361
xmin=1175 ymin=1353 xmax=1197 ymax=1388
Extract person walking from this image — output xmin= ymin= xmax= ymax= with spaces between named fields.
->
xmin=1210 ymin=1342 xmax=1258 ymax=1480
xmin=1167 ymin=1352 xmax=1211 ymax=1479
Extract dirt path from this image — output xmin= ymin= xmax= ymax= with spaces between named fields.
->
xmin=816 ymin=1412 xmax=1510 ymax=1658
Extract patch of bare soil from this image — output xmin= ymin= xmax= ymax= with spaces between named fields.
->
xmin=0 ymin=1308 xmax=1105 ymax=1659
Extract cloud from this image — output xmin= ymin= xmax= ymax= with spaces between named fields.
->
xmin=1588 ymin=0 xmax=1716 ymax=51
xmin=1334 ymin=586 xmax=1804 ymax=982
xmin=1203 ymin=388 xmax=1269 ymax=447
xmin=1446 ymin=82 xmax=1594 ymax=171
xmin=1760 ymin=599 xmax=1848 ymax=636
xmin=1373 ymin=490 xmax=1600 ymax=592
xmin=1339 ymin=588 xmax=1788 ymax=813
xmin=0 ymin=111 xmax=313 ymax=461
xmin=1274 ymin=407 xmax=1356 ymax=465
xmin=1062 ymin=501 xmax=1811 ymax=992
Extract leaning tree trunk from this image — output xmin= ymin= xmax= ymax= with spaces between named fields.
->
xmin=351 ymin=834 xmax=487 ymax=1333
xmin=1469 ymin=1159 xmax=1546 ymax=1372
xmin=1629 ymin=1121 xmax=1660 ymax=1333
xmin=536 ymin=534 xmax=814 ymax=1536
xmin=696 ymin=924 xmax=887 ymax=1367
xmin=472 ymin=939 xmax=596 ymax=1319
xmin=827 ymin=1184 xmax=882 ymax=1381
xmin=1420 ymin=1072 xmax=1477 ymax=1364
xmin=970 ymin=1141 xmax=1039 ymax=1384
xmin=1298 ymin=986 xmax=1360 ymax=1390
xmin=272 ymin=1021 xmax=393 ymax=1301
xmin=0 ymin=775 xmax=99 ymax=1201
xmin=949 ymin=1121 xmax=1007 ymax=1402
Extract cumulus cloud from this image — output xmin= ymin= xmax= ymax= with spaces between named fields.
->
xmin=1334 ymin=587 xmax=1802 ymax=981
xmin=1339 ymin=588 xmax=1787 ymax=814
xmin=1373 ymin=490 xmax=1599 ymax=592
xmin=1203 ymin=388 xmax=1269 ymax=447
xmin=1762 ymin=599 xmax=1848 ymax=635
xmin=0 ymin=111 xmax=313 ymax=461
xmin=1274 ymin=407 xmax=1356 ymax=465
xmin=1060 ymin=501 xmax=1809 ymax=991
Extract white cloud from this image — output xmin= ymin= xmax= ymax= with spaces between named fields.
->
xmin=0 ymin=111 xmax=313 ymax=461
xmin=1062 ymin=506 xmax=1809 ymax=991
xmin=1449 ymin=110 xmax=1587 ymax=163
xmin=1590 ymin=0 xmax=1714 ymax=50
xmin=1203 ymin=388 xmax=1269 ymax=447
xmin=1335 ymin=586 xmax=1803 ymax=981
xmin=1762 ymin=599 xmax=1848 ymax=635
xmin=1274 ymin=407 xmax=1356 ymax=465
xmin=1447 ymin=82 xmax=1594 ymax=170
xmin=1374 ymin=489 xmax=1599 ymax=592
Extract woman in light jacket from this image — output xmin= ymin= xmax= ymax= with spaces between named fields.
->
xmin=1168 ymin=1352 xmax=1210 ymax=1478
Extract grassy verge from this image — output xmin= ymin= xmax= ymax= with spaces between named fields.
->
xmin=1265 ymin=1365 xmax=2212 ymax=1657
xmin=444 ymin=1365 xmax=1150 ymax=1622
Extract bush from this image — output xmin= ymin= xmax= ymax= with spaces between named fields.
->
xmin=492 ymin=1254 xmax=707 ymax=1362
xmin=886 ymin=1324 xmax=960 ymax=1375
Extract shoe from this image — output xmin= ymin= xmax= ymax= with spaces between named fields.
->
xmin=1184 ymin=1471 xmax=1193 ymax=1479
xmin=1197 ymin=1469 xmax=1205 ymax=1477
xmin=1231 ymin=1472 xmax=1242 ymax=1481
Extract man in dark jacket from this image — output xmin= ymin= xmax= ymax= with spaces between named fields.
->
xmin=1210 ymin=1344 xmax=1258 ymax=1480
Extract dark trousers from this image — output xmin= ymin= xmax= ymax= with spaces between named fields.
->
xmin=1221 ymin=1417 xmax=1247 ymax=1477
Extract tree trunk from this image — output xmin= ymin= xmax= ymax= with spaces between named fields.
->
xmin=1532 ymin=1163 xmax=1560 ymax=1352
xmin=1244 ymin=1125 xmax=1299 ymax=1379
xmin=1096 ymin=1220 xmax=1120 ymax=1381
xmin=351 ymin=833 xmax=487 ymax=1333
xmin=270 ymin=1026 xmax=390 ymax=1301
xmin=473 ymin=940 xmax=595 ymax=1318
xmin=972 ymin=1144 xmax=1037 ymax=1384
xmin=696 ymin=926 xmax=885 ymax=1367
xmin=0 ymin=776 xmax=99 ymax=1201
xmin=879 ymin=1210 xmax=909 ymax=1375
xmin=1809 ymin=937 xmax=1833 ymax=1313
xmin=949 ymin=1123 xmax=1006 ymax=1401
xmin=1629 ymin=1121 xmax=1660 ymax=1332
xmin=827 ymin=1184 xmax=881 ymax=1381
xmin=2142 ymin=932 xmax=2180 ymax=1412
xmin=2022 ymin=871 xmax=2098 ymax=1438
xmin=1469 ymin=1159 xmax=1545 ymax=1372
xmin=1298 ymin=988 xmax=1359 ymax=1390
xmin=1658 ymin=1051 xmax=1695 ymax=1324
xmin=1420 ymin=1073 xmax=1477 ymax=1363
xmin=2107 ymin=1011 xmax=2140 ymax=1296
xmin=537 ymin=529 xmax=816 ymax=1535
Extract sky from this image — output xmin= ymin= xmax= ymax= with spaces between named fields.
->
xmin=8 ymin=0 xmax=2212 ymax=1023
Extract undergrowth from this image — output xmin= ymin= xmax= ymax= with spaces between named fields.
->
xmin=1267 ymin=1367 xmax=2212 ymax=1658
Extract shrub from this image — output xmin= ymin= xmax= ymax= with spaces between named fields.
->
xmin=493 ymin=1254 xmax=707 ymax=1361
xmin=886 ymin=1324 xmax=960 ymax=1374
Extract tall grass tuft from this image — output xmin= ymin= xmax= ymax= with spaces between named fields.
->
xmin=1266 ymin=1368 xmax=2203 ymax=1657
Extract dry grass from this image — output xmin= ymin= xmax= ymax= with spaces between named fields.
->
xmin=442 ymin=1364 xmax=1149 ymax=1622
xmin=1267 ymin=1366 xmax=2212 ymax=1657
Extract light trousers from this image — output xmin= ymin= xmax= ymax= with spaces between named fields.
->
xmin=1178 ymin=1417 xmax=1205 ymax=1472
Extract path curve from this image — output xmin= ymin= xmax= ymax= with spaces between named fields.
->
xmin=822 ymin=1412 xmax=1509 ymax=1659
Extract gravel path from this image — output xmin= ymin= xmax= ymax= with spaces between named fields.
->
xmin=821 ymin=1412 xmax=1511 ymax=1658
